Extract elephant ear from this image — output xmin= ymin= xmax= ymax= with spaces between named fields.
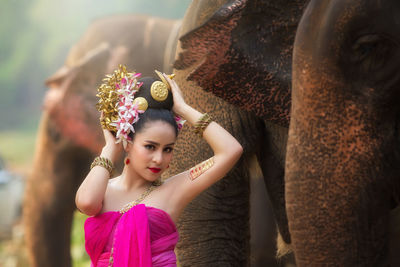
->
xmin=43 ymin=43 xmax=114 ymax=153
xmin=175 ymin=0 xmax=306 ymax=127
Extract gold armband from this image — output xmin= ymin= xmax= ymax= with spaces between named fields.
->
xmin=189 ymin=157 xmax=215 ymax=181
xmin=90 ymin=156 xmax=114 ymax=176
xmin=193 ymin=113 xmax=213 ymax=137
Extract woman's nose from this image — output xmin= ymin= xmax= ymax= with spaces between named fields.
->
xmin=152 ymin=151 xmax=163 ymax=164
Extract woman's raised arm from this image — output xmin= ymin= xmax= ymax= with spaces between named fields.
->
xmin=75 ymin=130 xmax=122 ymax=216
xmin=162 ymin=74 xmax=243 ymax=211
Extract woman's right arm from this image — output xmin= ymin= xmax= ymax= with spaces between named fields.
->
xmin=75 ymin=130 xmax=122 ymax=216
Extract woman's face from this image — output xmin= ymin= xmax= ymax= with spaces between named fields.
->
xmin=127 ymin=120 xmax=176 ymax=182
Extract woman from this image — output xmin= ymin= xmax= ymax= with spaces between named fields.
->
xmin=75 ymin=69 xmax=243 ymax=266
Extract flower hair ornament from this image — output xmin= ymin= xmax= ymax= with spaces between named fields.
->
xmin=96 ymin=65 xmax=185 ymax=148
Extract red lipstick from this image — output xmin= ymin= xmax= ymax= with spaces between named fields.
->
xmin=148 ymin=167 xmax=161 ymax=173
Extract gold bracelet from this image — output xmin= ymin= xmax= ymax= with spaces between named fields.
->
xmin=189 ymin=157 xmax=214 ymax=180
xmin=194 ymin=113 xmax=213 ymax=137
xmin=90 ymin=156 xmax=114 ymax=176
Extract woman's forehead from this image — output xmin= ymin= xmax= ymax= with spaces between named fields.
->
xmin=136 ymin=121 xmax=176 ymax=143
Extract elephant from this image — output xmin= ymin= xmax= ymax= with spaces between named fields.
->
xmin=24 ymin=14 xmax=181 ymax=266
xmin=170 ymin=0 xmax=308 ymax=265
xmin=287 ymin=0 xmax=400 ymax=266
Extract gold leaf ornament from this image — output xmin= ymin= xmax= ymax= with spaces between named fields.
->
xmin=96 ymin=64 xmax=142 ymax=133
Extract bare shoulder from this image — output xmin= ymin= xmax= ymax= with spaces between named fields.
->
xmin=153 ymin=171 xmax=190 ymax=203
xmin=104 ymin=177 xmax=120 ymax=196
xmin=100 ymin=177 xmax=128 ymax=213
xmin=137 ymin=173 xmax=189 ymax=221
xmin=162 ymin=171 xmax=190 ymax=189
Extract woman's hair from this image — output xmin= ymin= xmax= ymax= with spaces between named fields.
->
xmin=128 ymin=77 xmax=178 ymax=140
xmin=129 ymin=109 xmax=178 ymax=140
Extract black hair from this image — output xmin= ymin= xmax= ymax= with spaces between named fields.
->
xmin=129 ymin=109 xmax=178 ymax=140
xmin=128 ymin=77 xmax=178 ymax=140
xmin=134 ymin=77 xmax=173 ymax=109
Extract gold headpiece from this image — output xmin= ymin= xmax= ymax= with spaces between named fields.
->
xmin=96 ymin=65 xmax=144 ymax=146
xmin=152 ymin=70 xmax=175 ymax=101
xmin=96 ymin=65 xmax=179 ymax=147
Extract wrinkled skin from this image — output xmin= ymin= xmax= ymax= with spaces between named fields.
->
xmin=171 ymin=0 xmax=308 ymax=265
xmin=287 ymin=0 xmax=400 ymax=265
xmin=24 ymin=15 xmax=181 ymax=267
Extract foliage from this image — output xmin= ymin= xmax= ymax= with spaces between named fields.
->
xmin=71 ymin=211 xmax=90 ymax=266
xmin=0 ymin=124 xmax=38 ymax=172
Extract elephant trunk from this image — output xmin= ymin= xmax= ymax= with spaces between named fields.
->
xmin=287 ymin=63 xmax=393 ymax=265
xmin=24 ymin=113 xmax=93 ymax=266
xmin=286 ymin=0 xmax=399 ymax=265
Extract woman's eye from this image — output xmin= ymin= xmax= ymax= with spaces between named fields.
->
xmin=145 ymin=144 xmax=155 ymax=150
xmin=164 ymin=147 xmax=173 ymax=153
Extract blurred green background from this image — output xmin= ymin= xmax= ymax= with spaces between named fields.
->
xmin=0 ymin=0 xmax=190 ymax=265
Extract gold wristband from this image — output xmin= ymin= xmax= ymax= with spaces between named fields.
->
xmin=189 ymin=157 xmax=214 ymax=180
xmin=194 ymin=113 xmax=213 ymax=137
xmin=90 ymin=156 xmax=114 ymax=176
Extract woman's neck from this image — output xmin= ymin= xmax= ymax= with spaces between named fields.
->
xmin=118 ymin=166 xmax=151 ymax=191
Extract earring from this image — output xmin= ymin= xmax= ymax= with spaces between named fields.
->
xmin=125 ymin=158 xmax=130 ymax=165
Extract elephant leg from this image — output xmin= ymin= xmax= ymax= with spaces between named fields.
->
xmin=249 ymin=155 xmax=279 ymax=267
xmin=257 ymin=122 xmax=291 ymax=246
xmin=390 ymin=205 xmax=400 ymax=265
xmin=255 ymin=121 xmax=298 ymax=266
xmin=24 ymin=114 xmax=92 ymax=267
xmin=176 ymin=155 xmax=250 ymax=266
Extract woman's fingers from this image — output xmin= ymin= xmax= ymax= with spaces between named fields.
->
xmin=103 ymin=129 xmax=112 ymax=142
xmin=162 ymin=73 xmax=187 ymax=116
xmin=163 ymin=73 xmax=181 ymax=94
xmin=103 ymin=128 xmax=112 ymax=137
xmin=102 ymin=129 xmax=123 ymax=159
xmin=103 ymin=129 xmax=118 ymax=144
xmin=163 ymin=73 xmax=172 ymax=86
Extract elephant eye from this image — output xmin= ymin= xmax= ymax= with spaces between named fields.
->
xmin=343 ymin=32 xmax=400 ymax=103
xmin=350 ymin=34 xmax=394 ymax=71
xmin=352 ymin=35 xmax=380 ymax=59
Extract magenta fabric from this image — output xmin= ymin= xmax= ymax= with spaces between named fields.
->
xmin=84 ymin=204 xmax=179 ymax=267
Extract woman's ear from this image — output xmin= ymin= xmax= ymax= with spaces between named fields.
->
xmin=124 ymin=141 xmax=133 ymax=153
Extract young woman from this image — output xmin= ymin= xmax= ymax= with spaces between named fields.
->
xmin=75 ymin=71 xmax=243 ymax=266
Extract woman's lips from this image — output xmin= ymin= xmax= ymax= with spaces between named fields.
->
xmin=148 ymin=167 xmax=161 ymax=173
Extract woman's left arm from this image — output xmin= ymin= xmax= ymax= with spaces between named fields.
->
xmin=162 ymin=74 xmax=243 ymax=211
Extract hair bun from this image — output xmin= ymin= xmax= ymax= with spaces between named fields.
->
xmin=135 ymin=77 xmax=173 ymax=110
xmin=96 ymin=65 xmax=177 ymax=147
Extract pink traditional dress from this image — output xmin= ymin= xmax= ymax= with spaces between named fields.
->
xmin=84 ymin=204 xmax=179 ymax=266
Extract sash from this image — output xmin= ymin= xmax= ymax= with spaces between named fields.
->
xmin=113 ymin=204 xmax=152 ymax=266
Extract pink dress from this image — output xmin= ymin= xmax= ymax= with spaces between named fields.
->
xmin=84 ymin=204 xmax=179 ymax=266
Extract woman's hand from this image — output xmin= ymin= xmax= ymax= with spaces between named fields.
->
xmin=163 ymin=73 xmax=188 ymax=116
xmin=100 ymin=111 xmax=123 ymax=162
xmin=101 ymin=129 xmax=123 ymax=163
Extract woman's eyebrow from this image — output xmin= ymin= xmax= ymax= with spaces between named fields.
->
xmin=145 ymin=140 xmax=159 ymax=146
xmin=145 ymin=140 xmax=175 ymax=146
